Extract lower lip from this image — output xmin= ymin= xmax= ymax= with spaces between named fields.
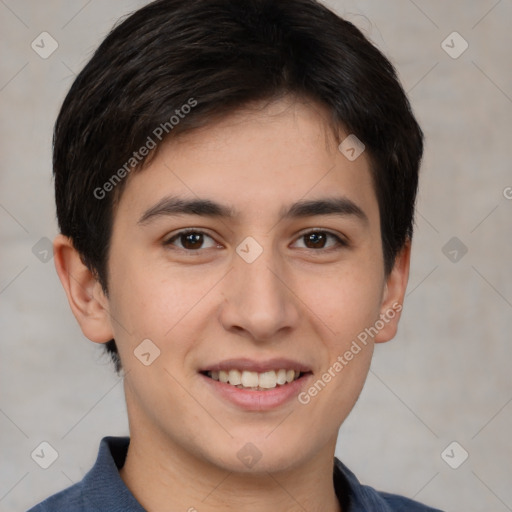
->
xmin=200 ymin=373 xmax=312 ymax=411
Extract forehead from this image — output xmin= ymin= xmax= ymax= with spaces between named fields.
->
xmin=116 ymin=98 xmax=379 ymax=226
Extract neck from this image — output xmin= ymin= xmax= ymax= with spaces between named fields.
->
xmin=119 ymin=424 xmax=342 ymax=512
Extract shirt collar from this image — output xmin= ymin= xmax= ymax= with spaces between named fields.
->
xmin=81 ymin=436 xmax=145 ymax=511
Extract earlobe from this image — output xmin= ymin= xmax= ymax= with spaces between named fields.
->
xmin=53 ymin=234 xmax=114 ymax=344
xmin=374 ymin=241 xmax=411 ymax=344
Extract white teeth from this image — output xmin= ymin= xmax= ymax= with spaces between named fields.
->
xmin=241 ymin=371 xmax=259 ymax=388
xmin=259 ymin=370 xmax=277 ymax=389
xmin=228 ymin=369 xmax=242 ymax=385
xmin=276 ymin=369 xmax=287 ymax=385
xmin=207 ymin=368 xmax=303 ymax=389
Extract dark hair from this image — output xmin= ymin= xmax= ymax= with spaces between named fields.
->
xmin=53 ymin=0 xmax=423 ymax=371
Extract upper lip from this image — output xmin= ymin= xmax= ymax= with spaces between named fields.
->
xmin=201 ymin=358 xmax=312 ymax=373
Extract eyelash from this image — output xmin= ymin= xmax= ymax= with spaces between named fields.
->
xmin=163 ymin=228 xmax=348 ymax=252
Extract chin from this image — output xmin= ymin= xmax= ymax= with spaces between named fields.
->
xmin=197 ymin=432 xmax=312 ymax=476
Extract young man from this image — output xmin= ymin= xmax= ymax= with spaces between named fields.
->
xmin=29 ymin=0 xmax=443 ymax=510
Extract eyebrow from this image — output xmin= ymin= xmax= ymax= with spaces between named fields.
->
xmin=137 ymin=195 xmax=368 ymax=225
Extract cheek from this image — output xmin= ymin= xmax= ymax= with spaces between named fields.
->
xmin=309 ymin=263 xmax=383 ymax=410
xmin=107 ymin=257 xmax=219 ymax=356
xmin=108 ymin=276 xmax=174 ymax=341
xmin=297 ymin=263 xmax=384 ymax=346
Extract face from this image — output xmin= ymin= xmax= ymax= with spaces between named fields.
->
xmin=96 ymin=98 xmax=407 ymax=473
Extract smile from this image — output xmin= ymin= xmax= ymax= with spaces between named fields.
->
xmin=199 ymin=358 xmax=313 ymax=410
xmin=205 ymin=369 xmax=304 ymax=390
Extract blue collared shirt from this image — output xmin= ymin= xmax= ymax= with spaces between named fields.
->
xmin=28 ymin=437 xmax=443 ymax=511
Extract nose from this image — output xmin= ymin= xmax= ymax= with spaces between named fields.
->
xmin=219 ymin=249 xmax=301 ymax=342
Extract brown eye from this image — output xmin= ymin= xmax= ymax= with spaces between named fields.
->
xmin=304 ymin=232 xmax=328 ymax=249
xmin=292 ymin=230 xmax=346 ymax=250
xmin=165 ymin=230 xmax=218 ymax=250
xmin=181 ymin=232 xmax=204 ymax=249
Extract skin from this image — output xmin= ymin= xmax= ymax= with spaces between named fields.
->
xmin=54 ymin=96 xmax=410 ymax=512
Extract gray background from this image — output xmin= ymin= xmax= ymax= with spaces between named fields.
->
xmin=1 ymin=1 xmax=511 ymax=511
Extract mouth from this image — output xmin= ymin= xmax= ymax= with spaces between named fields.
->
xmin=199 ymin=358 xmax=313 ymax=409
xmin=201 ymin=368 xmax=309 ymax=391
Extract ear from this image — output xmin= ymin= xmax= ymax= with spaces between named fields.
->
xmin=374 ymin=240 xmax=411 ymax=344
xmin=53 ymin=234 xmax=114 ymax=344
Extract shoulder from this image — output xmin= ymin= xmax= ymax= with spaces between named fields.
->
xmin=372 ymin=489 xmax=444 ymax=511
xmin=26 ymin=436 xmax=135 ymax=512
xmin=334 ymin=458 xmax=444 ymax=512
